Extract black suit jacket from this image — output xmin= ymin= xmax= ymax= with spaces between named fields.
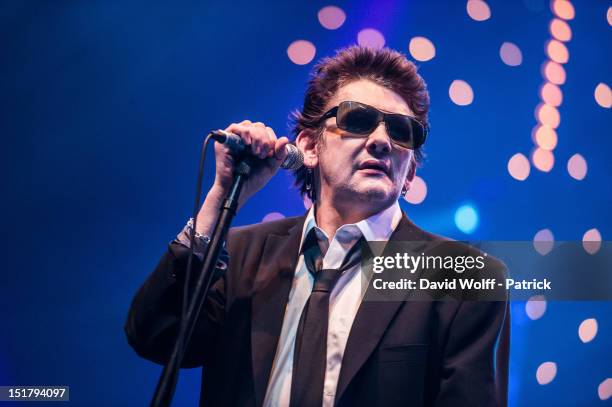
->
xmin=126 ymin=213 xmax=509 ymax=406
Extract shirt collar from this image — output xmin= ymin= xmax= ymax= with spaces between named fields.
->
xmin=298 ymin=201 xmax=403 ymax=253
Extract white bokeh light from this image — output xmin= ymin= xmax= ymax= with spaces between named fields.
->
xmin=582 ymin=228 xmax=602 ymax=255
xmin=287 ymin=40 xmax=316 ymax=65
xmin=507 ymin=153 xmax=530 ymax=181
xmin=578 ymin=318 xmax=598 ymax=343
xmin=599 ymin=378 xmax=612 ymax=401
xmin=525 ymin=295 xmax=547 ymax=320
xmin=262 ymin=212 xmax=285 ymax=223
xmin=500 ymin=42 xmax=523 ymax=66
xmin=567 ymin=153 xmax=587 ymax=180
xmin=449 ymin=80 xmax=474 ymax=106
xmin=536 ymin=361 xmax=557 ymax=385
xmin=318 ymin=6 xmax=346 ymax=30
xmin=403 ymin=176 xmax=427 ymax=204
xmin=357 ymin=28 xmax=385 ymax=49
xmin=533 ymin=229 xmax=554 ymax=255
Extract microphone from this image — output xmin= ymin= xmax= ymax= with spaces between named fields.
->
xmin=210 ymin=129 xmax=304 ymax=170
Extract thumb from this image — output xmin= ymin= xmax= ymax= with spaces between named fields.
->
xmin=274 ymin=137 xmax=290 ymax=162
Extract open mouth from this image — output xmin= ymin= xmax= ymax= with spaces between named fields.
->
xmin=358 ymin=160 xmax=390 ymax=176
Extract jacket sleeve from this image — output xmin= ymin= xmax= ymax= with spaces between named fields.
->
xmin=433 ymin=298 xmax=510 ymax=407
xmin=124 ymin=241 xmax=227 ymax=368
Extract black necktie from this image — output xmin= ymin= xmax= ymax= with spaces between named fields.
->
xmin=289 ymin=231 xmax=364 ymax=407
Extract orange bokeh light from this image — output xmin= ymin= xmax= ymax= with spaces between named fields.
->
xmin=532 ymin=148 xmax=555 ymax=172
xmin=409 ymin=37 xmax=436 ymax=62
xmin=540 ymin=82 xmax=563 ymax=106
xmin=594 ymin=83 xmax=611 ymax=108
xmin=466 ymin=0 xmax=491 ymax=21
xmin=551 ymin=0 xmax=575 ymax=20
xmin=546 ymin=40 xmax=569 ymax=64
xmin=534 ymin=126 xmax=558 ymax=150
xmin=536 ymin=104 xmax=561 ymax=128
xmin=549 ymin=18 xmax=572 ymax=42
xmin=542 ymin=61 xmax=566 ymax=85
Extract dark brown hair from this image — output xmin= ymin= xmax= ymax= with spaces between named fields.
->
xmin=291 ymin=45 xmax=430 ymax=197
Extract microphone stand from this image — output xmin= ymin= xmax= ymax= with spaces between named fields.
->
xmin=150 ymin=157 xmax=253 ymax=407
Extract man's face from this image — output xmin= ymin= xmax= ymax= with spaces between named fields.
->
xmin=312 ymin=79 xmax=416 ymax=210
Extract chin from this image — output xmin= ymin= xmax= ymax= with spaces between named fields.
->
xmin=355 ymin=185 xmax=394 ymax=203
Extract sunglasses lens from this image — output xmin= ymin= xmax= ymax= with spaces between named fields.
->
xmin=337 ymin=102 xmax=379 ymax=134
xmin=386 ymin=115 xmax=426 ymax=149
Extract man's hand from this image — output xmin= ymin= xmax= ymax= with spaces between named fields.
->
xmin=196 ymin=120 xmax=290 ymax=235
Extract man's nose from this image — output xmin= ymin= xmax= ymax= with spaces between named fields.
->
xmin=365 ymin=122 xmax=392 ymax=154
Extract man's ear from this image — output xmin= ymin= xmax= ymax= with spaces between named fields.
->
xmin=403 ymin=158 xmax=417 ymax=191
xmin=296 ymin=129 xmax=319 ymax=168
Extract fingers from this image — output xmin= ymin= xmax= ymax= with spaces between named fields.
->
xmin=274 ymin=137 xmax=290 ymax=161
xmin=224 ymin=121 xmax=279 ymax=159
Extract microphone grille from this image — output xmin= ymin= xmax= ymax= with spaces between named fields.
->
xmin=281 ymin=144 xmax=304 ymax=170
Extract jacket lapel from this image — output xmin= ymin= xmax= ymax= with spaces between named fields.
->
xmin=335 ymin=214 xmax=427 ymax=404
xmin=251 ymin=216 xmax=305 ymax=407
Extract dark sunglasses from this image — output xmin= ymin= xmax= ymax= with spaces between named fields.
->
xmin=318 ymin=101 xmax=428 ymax=149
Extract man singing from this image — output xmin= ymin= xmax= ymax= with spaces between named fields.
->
xmin=126 ymin=46 xmax=509 ymax=406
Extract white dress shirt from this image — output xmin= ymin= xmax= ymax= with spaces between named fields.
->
xmin=262 ymin=202 xmax=403 ymax=407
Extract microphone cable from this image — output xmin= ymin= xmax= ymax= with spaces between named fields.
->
xmin=179 ymin=133 xmax=213 ymax=363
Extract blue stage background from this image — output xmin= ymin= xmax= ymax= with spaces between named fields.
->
xmin=1 ymin=0 xmax=610 ymax=405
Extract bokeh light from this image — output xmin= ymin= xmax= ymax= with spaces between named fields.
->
xmin=318 ymin=6 xmax=346 ymax=30
xmin=466 ymin=0 xmax=491 ymax=21
xmin=525 ymin=295 xmax=547 ymax=320
xmin=578 ymin=318 xmax=598 ymax=343
xmin=454 ymin=205 xmax=479 ymax=234
xmin=551 ymin=0 xmax=575 ymax=20
xmin=546 ymin=39 xmax=569 ymax=64
xmin=287 ymin=40 xmax=316 ymax=65
xmin=500 ymin=42 xmax=523 ymax=66
xmin=534 ymin=126 xmax=558 ymax=150
xmin=404 ymin=175 xmax=428 ymax=204
xmin=594 ymin=83 xmax=611 ymax=108
xmin=262 ymin=212 xmax=285 ymax=223
xmin=532 ymin=148 xmax=555 ymax=172
xmin=550 ymin=18 xmax=572 ymax=41
xmin=540 ymin=82 xmax=563 ymax=107
xmin=608 ymin=7 xmax=612 ymax=26
xmin=599 ymin=378 xmax=612 ymax=401
xmin=567 ymin=153 xmax=587 ymax=180
xmin=582 ymin=228 xmax=602 ymax=255
xmin=536 ymin=361 xmax=557 ymax=385
xmin=507 ymin=153 xmax=530 ymax=181
xmin=409 ymin=36 xmax=436 ymax=62
xmin=536 ymin=104 xmax=561 ymax=128
xmin=449 ymin=80 xmax=474 ymax=106
xmin=543 ymin=61 xmax=566 ymax=85
xmin=357 ymin=28 xmax=385 ymax=49
xmin=533 ymin=228 xmax=554 ymax=255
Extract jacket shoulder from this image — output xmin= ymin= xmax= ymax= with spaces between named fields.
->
xmin=227 ymin=215 xmax=304 ymax=245
xmin=398 ymin=215 xmax=508 ymax=278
